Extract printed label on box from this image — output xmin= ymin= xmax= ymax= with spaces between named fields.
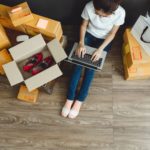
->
xmin=36 ymin=19 xmax=48 ymax=29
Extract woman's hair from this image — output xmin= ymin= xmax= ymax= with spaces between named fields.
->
xmin=93 ymin=0 xmax=123 ymax=13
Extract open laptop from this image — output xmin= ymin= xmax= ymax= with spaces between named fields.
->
xmin=66 ymin=43 xmax=107 ymax=71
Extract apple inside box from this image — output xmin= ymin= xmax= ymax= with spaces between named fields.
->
xmin=3 ymin=34 xmax=67 ymax=91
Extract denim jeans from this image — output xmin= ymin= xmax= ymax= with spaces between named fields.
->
xmin=67 ymin=32 xmax=112 ymax=102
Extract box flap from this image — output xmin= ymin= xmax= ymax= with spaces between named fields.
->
xmin=9 ymin=34 xmax=46 ymax=62
xmin=47 ymin=39 xmax=67 ymax=63
xmin=25 ymin=64 xmax=62 ymax=91
xmin=2 ymin=61 xmax=24 ymax=86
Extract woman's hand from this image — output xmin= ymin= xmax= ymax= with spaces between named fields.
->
xmin=91 ymin=49 xmax=103 ymax=62
xmin=75 ymin=43 xmax=86 ymax=58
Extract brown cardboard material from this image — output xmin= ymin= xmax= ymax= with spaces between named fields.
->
xmin=0 ymin=49 xmax=12 ymax=75
xmin=3 ymin=34 xmax=67 ymax=91
xmin=8 ymin=2 xmax=34 ymax=27
xmin=123 ymin=29 xmax=150 ymax=68
xmin=123 ymin=55 xmax=150 ymax=80
xmin=23 ymin=13 xmax=62 ymax=41
xmin=17 ymin=85 xmax=39 ymax=103
xmin=0 ymin=4 xmax=26 ymax=33
xmin=0 ymin=24 xmax=11 ymax=49
xmin=0 ymin=4 xmax=63 ymax=40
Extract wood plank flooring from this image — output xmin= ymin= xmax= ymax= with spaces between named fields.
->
xmin=0 ymin=27 xmax=150 ymax=150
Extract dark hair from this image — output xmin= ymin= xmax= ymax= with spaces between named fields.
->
xmin=93 ymin=0 xmax=123 ymax=13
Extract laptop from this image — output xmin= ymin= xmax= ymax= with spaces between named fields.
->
xmin=66 ymin=42 xmax=107 ymax=71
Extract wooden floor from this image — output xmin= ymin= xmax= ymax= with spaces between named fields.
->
xmin=0 ymin=27 xmax=150 ymax=150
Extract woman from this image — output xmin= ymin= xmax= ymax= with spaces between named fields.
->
xmin=62 ymin=0 xmax=126 ymax=118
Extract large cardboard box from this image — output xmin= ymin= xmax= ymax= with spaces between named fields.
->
xmin=0 ymin=4 xmax=26 ymax=33
xmin=17 ymin=85 xmax=39 ymax=103
xmin=123 ymin=55 xmax=150 ymax=80
xmin=7 ymin=2 xmax=34 ymax=27
xmin=0 ymin=24 xmax=11 ymax=49
xmin=23 ymin=14 xmax=63 ymax=41
xmin=3 ymin=34 xmax=67 ymax=91
xmin=123 ymin=29 xmax=150 ymax=68
xmin=0 ymin=49 xmax=12 ymax=75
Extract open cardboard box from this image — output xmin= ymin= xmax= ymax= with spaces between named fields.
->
xmin=3 ymin=34 xmax=67 ymax=91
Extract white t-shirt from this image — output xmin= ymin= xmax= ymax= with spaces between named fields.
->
xmin=81 ymin=1 xmax=126 ymax=39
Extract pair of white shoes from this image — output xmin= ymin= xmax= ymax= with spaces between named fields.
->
xmin=61 ymin=106 xmax=80 ymax=119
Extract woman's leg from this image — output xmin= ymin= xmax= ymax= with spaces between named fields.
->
xmin=69 ymin=35 xmax=113 ymax=118
xmin=62 ymin=65 xmax=83 ymax=117
xmin=76 ymin=68 xmax=95 ymax=101
xmin=68 ymin=32 xmax=95 ymax=118
xmin=67 ymin=65 xmax=83 ymax=100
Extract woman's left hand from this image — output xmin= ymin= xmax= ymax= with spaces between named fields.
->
xmin=91 ymin=49 xmax=103 ymax=62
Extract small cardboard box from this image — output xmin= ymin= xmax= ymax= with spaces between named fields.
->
xmin=23 ymin=13 xmax=63 ymax=41
xmin=17 ymin=85 xmax=39 ymax=103
xmin=0 ymin=49 xmax=12 ymax=75
xmin=0 ymin=24 xmax=11 ymax=49
xmin=3 ymin=34 xmax=67 ymax=91
xmin=123 ymin=29 xmax=150 ymax=68
xmin=123 ymin=55 xmax=150 ymax=80
xmin=8 ymin=2 xmax=34 ymax=27
xmin=0 ymin=4 xmax=26 ymax=33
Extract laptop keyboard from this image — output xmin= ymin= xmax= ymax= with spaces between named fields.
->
xmin=72 ymin=53 xmax=102 ymax=67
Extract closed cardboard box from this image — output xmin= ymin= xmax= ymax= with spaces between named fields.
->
xmin=0 ymin=24 xmax=11 ymax=49
xmin=0 ymin=4 xmax=26 ymax=33
xmin=123 ymin=29 xmax=150 ymax=68
xmin=123 ymin=55 xmax=150 ymax=80
xmin=24 ymin=14 xmax=63 ymax=41
xmin=17 ymin=85 xmax=39 ymax=103
xmin=0 ymin=49 xmax=12 ymax=74
xmin=8 ymin=2 xmax=34 ymax=27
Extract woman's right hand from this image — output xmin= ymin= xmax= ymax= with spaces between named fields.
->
xmin=75 ymin=43 xmax=86 ymax=58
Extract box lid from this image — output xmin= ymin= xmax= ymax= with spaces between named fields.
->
xmin=9 ymin=34 xmax=46 ymax=62
xmin=2 ymin=61 xmax=24 ymax=86
xmin=47 ymin=39 xmax=67 ymax=63
xmin=25 ymin=64 xmax=62 ymax=91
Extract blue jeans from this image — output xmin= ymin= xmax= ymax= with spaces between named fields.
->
xmin=67 ymin=32 xmax=112 ymax=102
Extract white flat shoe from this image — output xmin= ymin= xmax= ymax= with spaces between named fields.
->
xmin=61 ymin=107 xmax=70 ymax=117
xmin=68 ymin=109 xmax=79 ymax=119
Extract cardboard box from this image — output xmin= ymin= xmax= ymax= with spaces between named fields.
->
xmin=123 ymin=29 xmax=150 ymax=68
xmin=17 ymin=85 xmax=39 ymax=103
xmin=24 ymin=13 xmax=63 ymax=41
xmin=3 ymin=34 xmax=67 ymax=91
xmin=123 ymin=55 xmax=150 ymax=80
xmin=0 ymin=24 xmax=11 ymax=49
xmin=0 ymin=4 xmax=26 ymax=33
xmin=0 ymin=4 xmax=63 ymax=40
xmin=0 ymin=49 xmax=12 ymax=75
xmin=7 ymin=2 xmax=34 ymax=27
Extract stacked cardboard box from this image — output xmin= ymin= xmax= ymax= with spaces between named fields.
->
xmin=0 ymin=4 xmax=26 ymax=33
xmin=0 ymin=49 xmax=12 ymax=75
xmin=8 ymin=2 xmax=34 ymax=27
xmin=24 ymin=14 xmax=62 ymax=41
xmin=0 ymin=2 xmax=63 ymax=41
xmin=0 ymin=24 xmax=11 ymax=50
xmin=122 ymin=29 xmax=150 ymax=80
